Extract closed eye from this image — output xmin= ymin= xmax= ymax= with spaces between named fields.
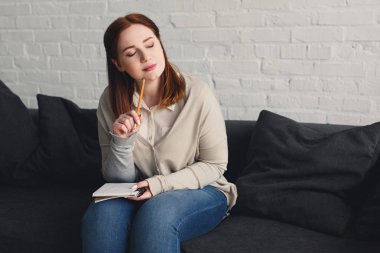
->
xmin=126 ymin=51 xmax=136 ymax=57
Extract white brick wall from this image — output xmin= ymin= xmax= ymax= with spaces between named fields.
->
xmin=1 ymin=0 xmax=380 ymax=125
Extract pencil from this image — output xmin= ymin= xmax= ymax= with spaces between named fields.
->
xmin=136 ymin=79 xmax=145 ymax=116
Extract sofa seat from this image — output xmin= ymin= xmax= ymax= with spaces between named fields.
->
xmin=181 ymin=216 xmax=380 ymax=253
xmin=0 ymin=185 xmax=96 ymax=253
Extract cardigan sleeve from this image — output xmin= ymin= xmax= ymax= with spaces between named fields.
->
xmin=146 ymin=84 xmax=228 ymax=195
xmin=97 ymin=90 xmax=138 ymax=183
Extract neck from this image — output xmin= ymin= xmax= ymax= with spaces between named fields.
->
xmin=141 ymin=78 xmax=162 ymax=108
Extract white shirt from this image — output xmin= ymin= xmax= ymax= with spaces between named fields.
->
xmin=131 ymin=89 xmax=184 ymax=146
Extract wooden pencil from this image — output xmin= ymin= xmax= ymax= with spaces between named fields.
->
xmin=136 ymin=79 xmax=145 ymax=116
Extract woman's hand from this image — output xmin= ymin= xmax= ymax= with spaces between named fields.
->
xmin=112 ymin=110 xmax=141 ymax=138
xmin=127 ymin=180 xmax=152 ymax=201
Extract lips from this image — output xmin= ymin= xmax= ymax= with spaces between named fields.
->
xmin=143 ymin=64 xmax=156 ymax=72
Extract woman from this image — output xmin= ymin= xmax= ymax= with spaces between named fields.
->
xmin=82 ymin=13 xmax=237 ymax=253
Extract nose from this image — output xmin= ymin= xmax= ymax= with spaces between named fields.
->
xmin=140 ymin=49 xmax=149 ymax=63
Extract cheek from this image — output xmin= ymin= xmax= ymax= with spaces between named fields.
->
xmin=122 ymin=59 xmax=140 ymax=77
xmin=157 ymin=49 xmax=166 ymax=71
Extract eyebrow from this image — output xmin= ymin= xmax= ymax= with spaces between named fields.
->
xmin=122 ymin=37 xmax=154 ymax=53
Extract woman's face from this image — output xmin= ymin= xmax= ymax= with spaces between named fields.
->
xmin=113 ymin=24 xmax=165 ymax=83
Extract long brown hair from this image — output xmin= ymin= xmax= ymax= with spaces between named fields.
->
xmin=103 ymin=13 xmax=186 ymax=117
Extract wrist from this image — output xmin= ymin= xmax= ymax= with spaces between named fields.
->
xmin=109 ymin=131 xmax=137 ymax=147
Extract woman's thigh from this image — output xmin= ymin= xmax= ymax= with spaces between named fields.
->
xmin=82 ymin=198 xmax=140 ymax=253
xmin=129 ymin=186 xmax=227 ymax=253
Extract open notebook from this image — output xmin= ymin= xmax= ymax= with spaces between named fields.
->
xmin=92 ymin=183 xmax=140 ymax=203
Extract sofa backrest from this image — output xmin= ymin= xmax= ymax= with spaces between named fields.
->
xmin=224 ymin=120 xmax=359 ymax=182
xmin=29 ymin=108 xmax=377 ymax=195
xmin=224 ymin=120 xmax=255 ymax=183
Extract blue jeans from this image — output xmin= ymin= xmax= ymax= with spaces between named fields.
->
xmin=81 ymin=185 xmax=227 ymax=253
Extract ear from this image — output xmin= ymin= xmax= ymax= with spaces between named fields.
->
xmin=111 ymin=59 xmax=123 ymax=72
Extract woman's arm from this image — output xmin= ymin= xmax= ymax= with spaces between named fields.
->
xmin=146 ymin=142 xmax=227 ymax=195
xmin=97 ymin=98 xmax=139 ymax=183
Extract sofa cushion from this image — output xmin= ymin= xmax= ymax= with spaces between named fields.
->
xmin=355 ymin=178 xmax=380 ymax=239
xmin=0 ymin=184 xmax=96 ymax=253
xmin=234 ymin=110 xmax=380 ymax=235
xmin=13 ymin=94 xmax=104 ymax=186
xmin=181 ymin=216 xmax=380 ymax=253
xmin=0 ymin=80 xmax=39 ymax=184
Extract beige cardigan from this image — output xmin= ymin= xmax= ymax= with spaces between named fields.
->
xmin=97 ymin=75 xmax=237 ymax=209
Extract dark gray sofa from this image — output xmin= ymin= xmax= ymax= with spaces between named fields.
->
xmin=0 ymin=80 xmax=379 ymax=253
xmin=182 ymin=119 xmax=380 ymax=253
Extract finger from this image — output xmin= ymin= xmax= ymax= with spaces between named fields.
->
xmin=118 ymin=115 xmax=129 ymax=126
xmin=115 ymin=120 xmax=128 ymax=133
xmin=118 ymin=113 xmax=129 ymax=123
xmin=136 ymin=180 xmax=149 ymax=188
xmin=127 ymin=191 xmax=152 ymax=201
xmin=119 ymin=115 xmax=137 ymax=132
xmin=120 ymin=123 xmax=129 ymax=135
xmin=124 ymin=119 xmax=134 ymax=132
xmin=128 ymin=110 xmax=141 ymax=126
xmin=117 ymin=118 xmax=139 ymax=135
xmin=128 ymin=180 xmax=150 ymax=200
xmin=138 ymin=191 xmax=152 ymax=200
xmin=128 ymin=116 xmax=135 ymax=128
xmin=130 ymin=125 xmax=140 ymax=134
xmin=113 ymin=122 xmax=128 ymax=136
xmin=118 ymin=114 xmax=133 ymax=124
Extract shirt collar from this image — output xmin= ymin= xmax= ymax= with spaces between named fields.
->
xmin=132 ymin=89 xmax=176 ymax=112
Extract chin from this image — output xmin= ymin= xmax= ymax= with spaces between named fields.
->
xmin=144 ymin=74 xmax=160 ymax=82
xmin=146 ymin=68 xmax=165 ymax=81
